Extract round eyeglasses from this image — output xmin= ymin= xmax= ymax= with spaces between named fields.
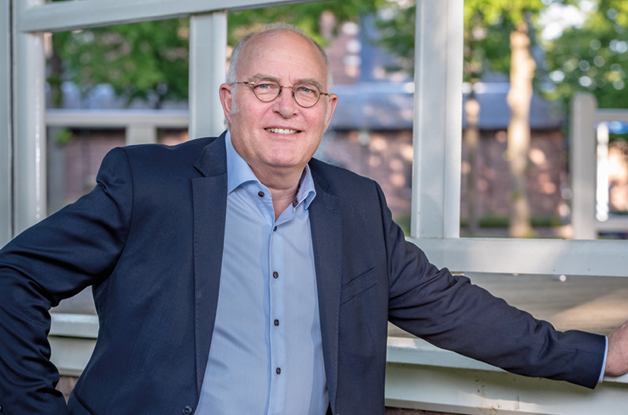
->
xmin=233 ymin=79 xmax=330 ymax=108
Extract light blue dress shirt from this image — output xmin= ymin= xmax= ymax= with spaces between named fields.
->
xmin=196 ymin=132 xmax=328 ymax=415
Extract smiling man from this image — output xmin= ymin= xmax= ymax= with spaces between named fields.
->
xmin=1 ymin=24 xmax=628 ymax=415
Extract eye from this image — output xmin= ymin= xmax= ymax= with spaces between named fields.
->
xmin=254 ymin=80 xmax=277 ymax=91
xmin=296 ymin=84 xmax=318 ymax=95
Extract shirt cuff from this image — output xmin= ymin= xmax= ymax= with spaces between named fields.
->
xmin=599 ymin=336 xmax=609 ymax=383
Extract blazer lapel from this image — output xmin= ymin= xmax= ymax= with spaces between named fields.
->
xmin=309 ymin=171 xmax=342 ymax=412
xmin=191 ymin=135 xmax=228 ymax=393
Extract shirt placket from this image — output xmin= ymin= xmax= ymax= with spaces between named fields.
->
xmin=263 ymin=191 xmax=296 ymax=415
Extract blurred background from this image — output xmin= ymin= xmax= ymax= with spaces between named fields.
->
xmin=44 ymin=0 xmax=628 ymax=239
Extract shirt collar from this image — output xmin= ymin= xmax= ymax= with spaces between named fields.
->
xmin=225 ymin=130 xmax=317 ymax=209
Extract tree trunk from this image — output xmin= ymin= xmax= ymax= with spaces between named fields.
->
xmin=507 ymin=21 xmax=535 ymax=238
xmin=464 ymin=85 xmax=481 ymax=235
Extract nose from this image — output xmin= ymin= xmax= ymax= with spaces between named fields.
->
xmin=273 ymin=86 xmax=298 ymax=118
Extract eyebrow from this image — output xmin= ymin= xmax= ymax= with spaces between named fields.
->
xmin=248 ymin=73 xmax=325 ymax=91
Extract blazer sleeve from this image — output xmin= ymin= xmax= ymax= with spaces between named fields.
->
xmin=0 ymin=147 xmax=133 ymax=415
xmin=379 ymin=184 xmax=606 ymax=389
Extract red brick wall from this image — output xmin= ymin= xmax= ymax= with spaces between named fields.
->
xmin=324 ymin=128 xmax=567 ymax=222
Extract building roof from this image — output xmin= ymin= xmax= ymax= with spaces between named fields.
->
xmin=329 ymin=81 xmax=564 ymax=131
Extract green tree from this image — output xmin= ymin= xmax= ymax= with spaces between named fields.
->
xmin=544 ymin=0 xmax=628 ymax=110
xmin=49 ymin=1 xmax=384 ymax=109
xmin=376 ymin=0 xmax=548 ymax=237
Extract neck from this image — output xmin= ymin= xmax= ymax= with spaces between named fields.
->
xmin=251 ymin=165 xmax=304 ymax=220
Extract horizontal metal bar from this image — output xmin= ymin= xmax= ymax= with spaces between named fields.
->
xmin=411 ymin=237 xmax=628 ymax=277
xmin=386 ymin=360 xmax=628 ymax=415
xmin=19 ymin=0 xmax=323 ymax=33
xmin=596 ymin=217 xmax=628 ymax=231
xmin=49 ymin=336 xmax=96 ymax=377
xmin=50 ymin=313 xmax=99 ymax=338
xmin=595 ymin=109 xmax=628 ymax=123
xmin=45 ymin=109 xmax=188 ymax=128
xmin=386 ymin=336 xmax=628 ymax=385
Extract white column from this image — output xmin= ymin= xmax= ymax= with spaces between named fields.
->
xmin=0 ymin=0 xmax=12 ymax=244
xmin=571 ymin=93 xmax=597 ymax=239
xmin=411 ymin=0 xmax=464 ymax=239
xmin=13 ymin=0 xmax=46 ymax=234
xmin=189 ymin=11 xmax=227 ymax=139
xmin=596 ymin=122 xmax=609 ymax=222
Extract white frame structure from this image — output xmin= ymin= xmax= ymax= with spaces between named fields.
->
xmin=3 ymin=0 xmax=628 ymax=414
xmin=571 ymin=93 xmax=628 ymax=239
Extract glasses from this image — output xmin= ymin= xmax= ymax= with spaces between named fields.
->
xmin=233 ymin=78 xmax=330 ymax=108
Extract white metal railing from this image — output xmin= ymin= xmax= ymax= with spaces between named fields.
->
xmin=46 ymin=109 xmax=189 ymax=145
xmin=571 ymin=93 xmax=628 ymax=239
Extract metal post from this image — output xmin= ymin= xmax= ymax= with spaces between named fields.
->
xmin=571 ymin=93 xmax=597 ymax=239
xmin=411 ymin=0 xmax=464 ymax=239
xmin=189 ymin=11 xmax=227 ymax=139
xmin=12 ymin=0 xmax=46 ymax=234
xmin=596 ymin=122 xmax=609 ymax=222
xmin=0 ymin=0 xmax=12 ymax=245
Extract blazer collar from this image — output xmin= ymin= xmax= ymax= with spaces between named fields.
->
xmin=191 ymin=133 xmax=228 ymax=393
xmin=194 ymin=131 xmax=228 ymax=178
xmin=308 ymin=166 xmax=342 ymax=412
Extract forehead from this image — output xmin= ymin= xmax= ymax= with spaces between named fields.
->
xmin=237 ymin=30 xmax=327 ymax=82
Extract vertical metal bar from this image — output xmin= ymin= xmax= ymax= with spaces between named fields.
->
xmin=411 ymin=0 xmax=463 ymax=239
xmin=442 ymin=0 xmax=464 ymax=239
xmin=570 ymin=93 xmax=597 ymax=239
xmin=0 ymin=0 xmax=12 ymax=245
xmin=596 ymin=122 xmax=609 ymax=222
xmin=13 ymin=0 xmax=46 ymax=234
xmin=189 ymin=11 xmax=227 ymax=139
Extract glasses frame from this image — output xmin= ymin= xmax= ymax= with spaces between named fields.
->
xmin=233 ymin=79 xmax=330 ymax=108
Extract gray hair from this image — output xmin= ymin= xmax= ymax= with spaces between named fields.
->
xmin=226 ymin=23 xmax=334 ymax=92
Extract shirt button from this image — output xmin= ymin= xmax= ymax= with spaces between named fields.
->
xmin=182 ymin=406 xmax=193 ymax=415
xmin=273 ymin=226 xmax=277 ymax=232
xmin=274 ymin=319 xmax=279 ymax=326
xmin=273 ymin=271 xmax=279 ymax=279
xmin=258 ymin=191 xmax=265 ymax=197
xmin=276 ymin=367 xmax=281 ymax=375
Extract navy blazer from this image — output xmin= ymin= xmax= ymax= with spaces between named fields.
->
xmin=0 ymin=134 xmax=606 ymax=415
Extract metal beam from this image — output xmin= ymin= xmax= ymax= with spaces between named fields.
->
xmin=385 ymin=358 xmax=628 ymax=415
xmin=412 ymin=237 xmax=628 ymax=277
xmin=189 ymin=11 xmax=227 ymax=139
xmin=13 ymin=0 xmax=46 ymax=234
xmin=411 ymin=0 xmax=464 ymax=239
xmin=45 ymin=109 xmax=189 ymax=128
xmin=0 ymin=0 xmax=11 ymax=245
xmin=571 ymin=93 xmax=597 ymax=239
xmin=19 ymin=0 xmax=323 ymax=33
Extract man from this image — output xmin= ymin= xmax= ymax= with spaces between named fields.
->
xmin=1 ymin=25 xmax=628 ymax=415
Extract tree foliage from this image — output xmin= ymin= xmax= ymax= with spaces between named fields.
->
xmin=374 ymin=0 xmax=546 ymax=79
xmin=543 ymin=0 xmax=628 ymax=109
xmin=49 ymin=0 xmax=384 ymax=108
xmin=53 ymin=19 xmax=190 ymax=108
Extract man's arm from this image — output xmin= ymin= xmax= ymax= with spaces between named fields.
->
xmin=374 ymin=182 xmax=606 ymax=389
xmin=0 ymin=148 xmax=133 ymax=414
xmin=605 ymin=322 xmax=628 ymax=377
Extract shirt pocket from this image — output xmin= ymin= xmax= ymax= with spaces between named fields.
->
xmin=340 ymin=267 xmax=378 ymax=305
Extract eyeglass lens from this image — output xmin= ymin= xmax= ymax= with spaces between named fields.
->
xmin=252 ymin=79 xmax=321 ymax=107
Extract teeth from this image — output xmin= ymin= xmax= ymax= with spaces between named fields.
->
xmin=266 ymin=128 xmax=298 ymax=134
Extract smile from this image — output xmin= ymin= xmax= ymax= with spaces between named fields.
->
xmin=265 ymin=128 xmax=300 ymax=134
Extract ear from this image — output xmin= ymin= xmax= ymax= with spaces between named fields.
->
xmin=219 ymin=83 xmax=234 ymax=124
xmin=324 ymin=93 xmax=339 ymax=129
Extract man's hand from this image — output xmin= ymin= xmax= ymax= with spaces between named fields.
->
xmin=605 ymin=321 xmax=628 ymax=377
